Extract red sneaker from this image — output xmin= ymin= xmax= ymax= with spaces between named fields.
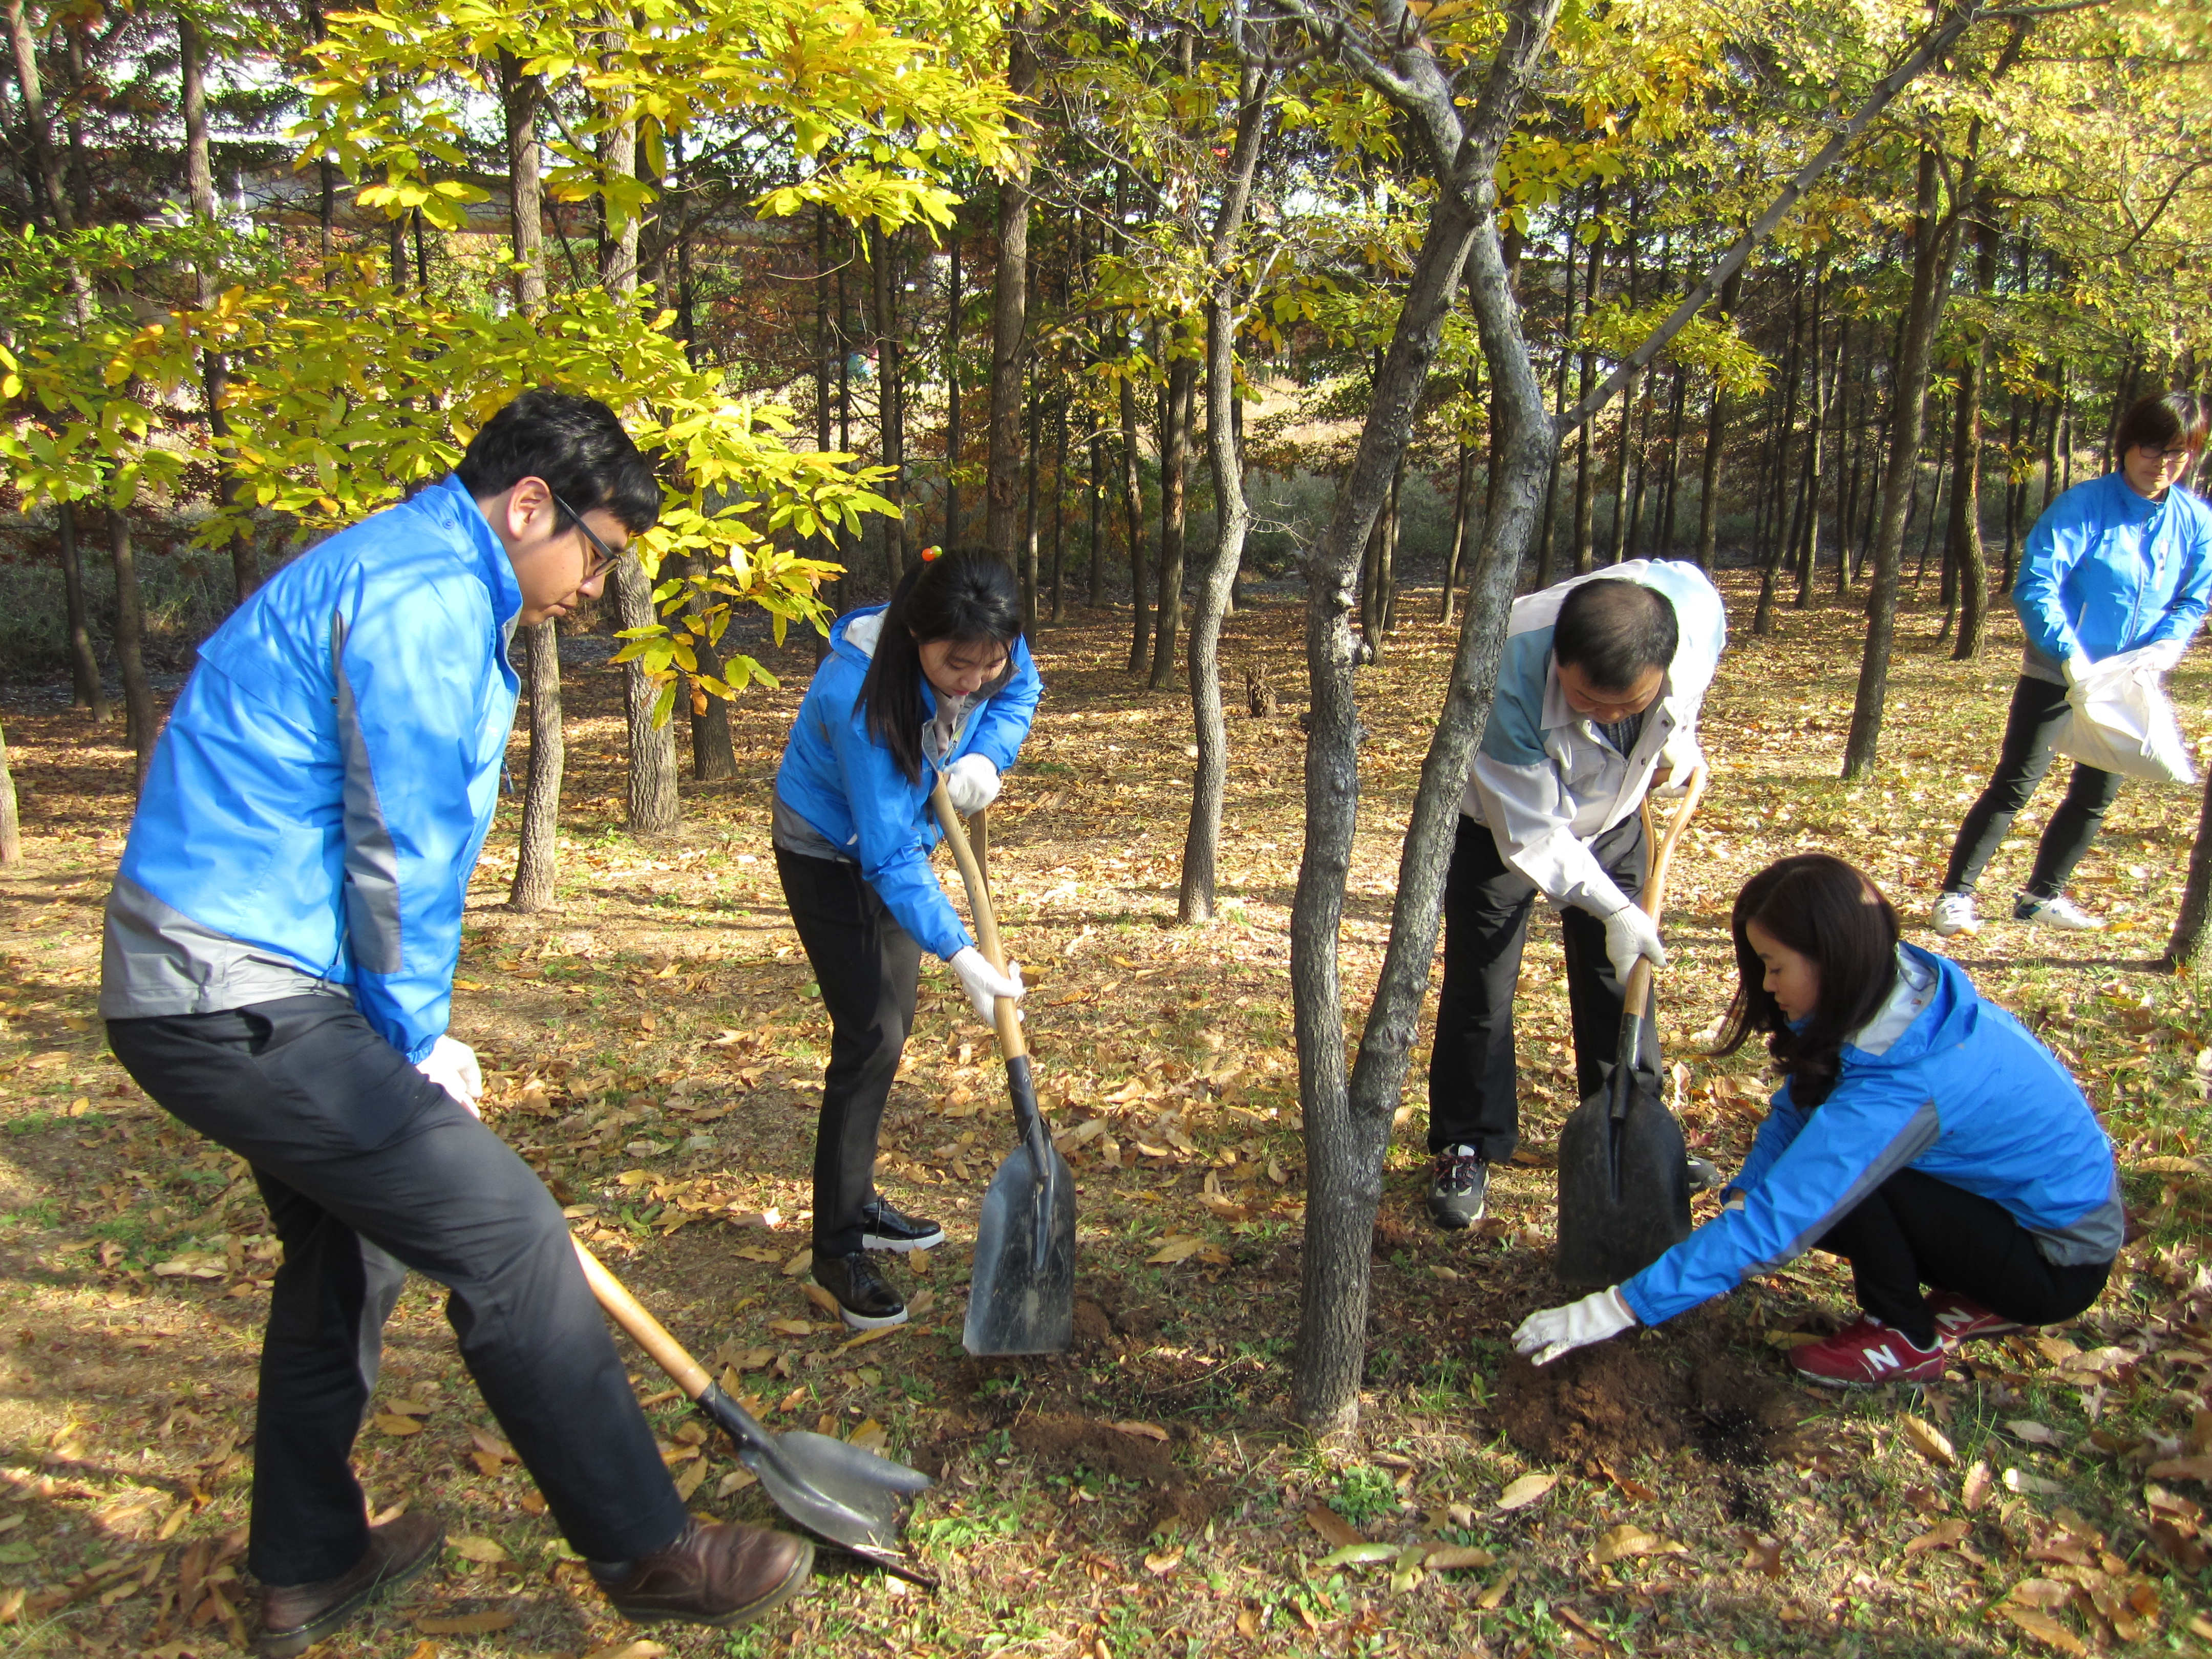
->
xmin=1790 ymin=1317 xmax=1947 ymax=1388
xmin=1927 ymin=1291 xmax=2024 ymax=1343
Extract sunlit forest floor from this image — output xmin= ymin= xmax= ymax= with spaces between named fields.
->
xmin=5 ymin=568 xmax=2212 ymax=1657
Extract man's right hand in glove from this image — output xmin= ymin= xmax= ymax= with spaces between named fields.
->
xmin=1603 ymin=903 xmax=1666 ymax=981
xmin=949 ymin=947 xmax=1025 ymax=1026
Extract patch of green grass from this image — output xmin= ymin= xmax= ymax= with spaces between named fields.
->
xmin=5 ymin=1112 xmax=111 ymax=1137
xmin=1330 ymin=1463 xmax=1399 ymax=1527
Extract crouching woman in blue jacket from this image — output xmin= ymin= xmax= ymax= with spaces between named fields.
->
xmin=1515 ymin=853 xmax=2121 ymax=1388
xmin=773 ymin=551 xmax=1039 ymax=1330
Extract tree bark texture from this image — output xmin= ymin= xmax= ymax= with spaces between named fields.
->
xmin=1178 ymin=67 xmax=1271 ymax=926
xmin=106 ymin=505 xmax=155 ymax=786
xmin=1844 ymin=146 xmax=1957 ymax=777
xmin=611 ymin=554 xmax=680 ymax=835
xmin=1148 ymin=356 xmax=1198 ymax=688
xmin=56 ymin=503 xmax=106 ymax=718
xmin=1121 ymin=368 xmax=1150 ymax=671
xmin=985 ymin=18 xmax=1038 ymax=563
xmin=508 ymin=622 xmax=565 ymax=911
xmin=2164 ymin=767 xmax=2212 ymax=970
xmin=1951 ymin=220 xmax=1996 ymax=661
xmin=875 ymin=229 xmax=907 ymax=581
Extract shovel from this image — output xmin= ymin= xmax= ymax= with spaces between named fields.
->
xmin=1554 ymin=764 xmax=1708 ymax=1292
xmin=571 ymin=1240 xmax=937 ymax=1584
xmin=929 ymin=779 xmax=1076 ymax=1356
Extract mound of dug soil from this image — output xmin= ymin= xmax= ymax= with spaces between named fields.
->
xmin=1012 ymin=1414 xmax=1226 ymax=1538
xmin=1492 ymin=1311 xmax=1800 ymax=1469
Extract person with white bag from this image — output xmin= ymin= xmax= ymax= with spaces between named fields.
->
xmin=1933 ymin=392 xmax=2212 ymax=936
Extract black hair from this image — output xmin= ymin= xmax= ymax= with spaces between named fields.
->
xmin=455 ymin=388 xmax=662 ymax=535
xmin=854 ymin=550 xmax=1023 ymax=784
xmin=1714 ymin=853 xmax=1901 ymax=1109
xmin=2114 ymin=391 xmax=2211 ymax=463
xmin=1553 ymin=578 xmax=1678 ymax=693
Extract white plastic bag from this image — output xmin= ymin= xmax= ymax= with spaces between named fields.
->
xmin=2054 ymin=647 xmax=2198 ymax=785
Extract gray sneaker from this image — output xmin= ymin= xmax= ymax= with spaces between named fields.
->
xmin=2013 ymin=893 xmax=2104 ymax=931
xmin=1427 ymin=1145 xmax=1488 ymax=1229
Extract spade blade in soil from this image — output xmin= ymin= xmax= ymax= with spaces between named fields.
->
xmin=963 ymin=1057 xmax=1076 ymax=1356
xmin=694 ymin=1382 xmax=933 ymax=1558
xmin=1555 ymin=1057 xmax=1692 ymax=1292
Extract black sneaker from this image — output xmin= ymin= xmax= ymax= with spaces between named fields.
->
xmin=1427 ymin=1145 xmax=1487 ymax=1230
xmin=812 ymin=1252 xmax=908 ymax=1330
xmin=1686 ymin=1156 xmax=1724 ymax=1193
xmin=859 ymin=1198 xmax=945 ymax=1253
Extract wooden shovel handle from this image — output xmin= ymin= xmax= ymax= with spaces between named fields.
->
xmin=929 ymin=780 xmax=1026 ymax=1063
xmin=573 ymin=1237 xmax=711 ymax=1398
xmin=1623 ymin=762 xmax=1709 ymax=1012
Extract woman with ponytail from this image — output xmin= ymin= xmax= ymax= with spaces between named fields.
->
xmin=772 ymin=551 xmax=1039 ymax=1329
xmin=1513 ymin=854 xmax=2120 ymax=1388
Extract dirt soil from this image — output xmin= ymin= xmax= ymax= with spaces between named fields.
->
xmin=1493 ymin=1307 xmax=1803 ymax=1467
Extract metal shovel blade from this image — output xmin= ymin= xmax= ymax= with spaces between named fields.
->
xmin=1555 ymin=1047 xmax=1692 ymax=1291
xmin=963 ymin=1054 xmax=1076 ymax=1356
xmin=694 ymin=1382 xmax=933 ymax=1561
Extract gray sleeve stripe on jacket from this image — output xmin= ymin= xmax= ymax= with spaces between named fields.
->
xmin=1745 ymin=1099 xmax=1943 ymax=1279
xmin=332 ymin=610 xmax=404 ymax=974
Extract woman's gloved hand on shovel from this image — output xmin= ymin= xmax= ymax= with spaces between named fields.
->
xmin=1513 ymin=1287 xmax=1639 ymax=1367
xmin=949 ymin=947 xmax=1025 ymax=1027
xmin=1602 ymin=903 xmax=1666 ymax=981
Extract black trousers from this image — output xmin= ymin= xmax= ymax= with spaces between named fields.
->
xmin=1428 ymin=811 xmax=1648 ymax=1162
xmin=777 ymin=848 xmax=923 ymax=1257
xmin=105 ymin=997 xmax=687 ymax=1586
xmin=1815 ymin=1166 xmax=2111 ymax=1349
xmin=1943 ymin=675 xmax=2123 ymax=900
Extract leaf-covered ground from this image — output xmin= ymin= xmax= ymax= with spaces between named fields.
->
xmin=4 ymin=571 xmax=2212 ymax=1658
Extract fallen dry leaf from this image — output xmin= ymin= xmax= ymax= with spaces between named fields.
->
xmin=848 ymin=1419 xmax=888 ymax=1452
xmin=1146 ymin=1235 xmax=1208 ymax=1264
xmin=1962 ymin=1461 xmax=1995 ymax=1513
xmin=371 ymin=1413 xmax=424 ymax=1438
xmin=1904 ymin=1519 xmax=1970 ymax=1555
xmin=1304 ymin=1504 xmax=1363 ymax=1548
xmin=1739 ymin=1533 xmax=1784 ymax=1578
xmin=781 ymin=1249 xmax=813 ymax=1277
xmin=800 ymin=1283 xmax=841 ymax=1316
xmin=2008 ymin=1419 xmax=2066 ymax=1448
xmin=1112 ymin=1420 xmax=1169 ymax=1441
xmin=446 ymin=1535 xmax=509 ymax=1565
xmin=1591 ymin=1523 xmax=1687 ymax=1566
xmin=1901 ymin=1415 xmax=1956 ymax=1468
xmin=2147 ymin=1455 xmax=2212 ymax=1482
xmin=416 ymin=1609 xmax=518 ymax=1634
xmin=2008 ymin=1578 xmax=2075 ymax=1610
xmin=1496 ymin=1473 xmax=1557 ymax=1513
xmin=1996 ymin=1603 xmax=2089 ymax=1655
xmin=1424 ymin=1544 xmax=1495 ymax=1571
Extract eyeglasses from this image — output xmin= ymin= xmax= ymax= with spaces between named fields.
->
xmin=2136 ymin=442 xmax=2194 ymax=465
xmin=551 ymin=492 xmax=624 ymax=582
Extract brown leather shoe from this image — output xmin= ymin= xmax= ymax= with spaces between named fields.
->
xmin=598 ymin=1520 xmax=813 ymax=1627
xmin=258 ymin=1510 xmax=444 ymax=1656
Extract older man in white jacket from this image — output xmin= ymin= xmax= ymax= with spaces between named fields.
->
xmin=1427 ymin=560 xmax=1727 ymax=1228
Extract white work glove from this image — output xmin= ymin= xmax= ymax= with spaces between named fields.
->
xmin=416 ymin=1035 xmax=483 ymax=1119
xmin=949 ymin=946 xmax=1024 ymax=1026
xmin=943 ymin=754 xmax=1002 ymax=816
xmin=1603 ymin=903 xmax=1666 ymax=981
xmin=1513 ymin=1287 xmax=1639 ymax=1367
xmin=2145 ymin=638 xmax=2188 ymax=673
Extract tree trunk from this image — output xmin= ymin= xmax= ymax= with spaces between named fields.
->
xmin=1793 ymin=282 xmax=1830 ymax=608
xmin=1088 ymin=424 xmax=1105 ymax=606
xmin=1020 ymin=377 xmax=1041 ymax=634
xmin=1440 ymin=438 xmax=1475 ymax=623
xmin=685 ymin=557 xmax=739 ymax=782
xmin=611 ymin=554 xmax=679 ymax=834
xmin=944 ymin=223 xmax=962 ymax=546
xmin=1049 ymin=400 xmax=1068 ymax=623
xmin=508 ymin=623 xmax=564 ymax=910
xmin=875 ymin=228 xmax=907 ymax=581
xmin=1178 ymin=71 xmax=1270 ymax=924
xmin=56 ymin=504 xmax=107 ymax=719
xmin=1951 ymin=219 xmax=1996 ymax=661
xmin=985 ymin=18 xmax=1038 ymax=563
xmin=1843 ymin=146 xmax=1958 ymax=777
xmin=1754 ymin=273 xmax=1805 ymax=635
xmin=2164 ymin=768 xmax=2212 ymax=970
xmin=1148 ymin=354 xmax=1197 ymax=688
xmin=1655 ymin=367 xmax=1686 ymax=556
xmin=1121 ymin=366 xmax=1150 ymax=671
xmin=0 ymin=711 xmax=17 ymax=866
xmin=180 ymin=15 xmax=257 ymax=605
xmin=107 ymin=505 xmax=155 ymax=786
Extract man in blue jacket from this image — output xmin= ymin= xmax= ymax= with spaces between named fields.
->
xmin=99 ymin=391 xmax=812 ymax=1655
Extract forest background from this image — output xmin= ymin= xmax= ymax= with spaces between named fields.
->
xmin=2 ymin=0 xmax=2212 ymax=1653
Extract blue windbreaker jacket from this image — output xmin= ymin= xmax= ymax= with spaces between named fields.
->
xmin=2014 ymin=473 xmax=2212 ymax=672
xmin=1621 ymin=946 xmax=2122 ymax=1327
xmin=773 ymin=606 xmax=1040 ymax=961
xmin=99 ymin=474 xmax=521 ymax=1064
